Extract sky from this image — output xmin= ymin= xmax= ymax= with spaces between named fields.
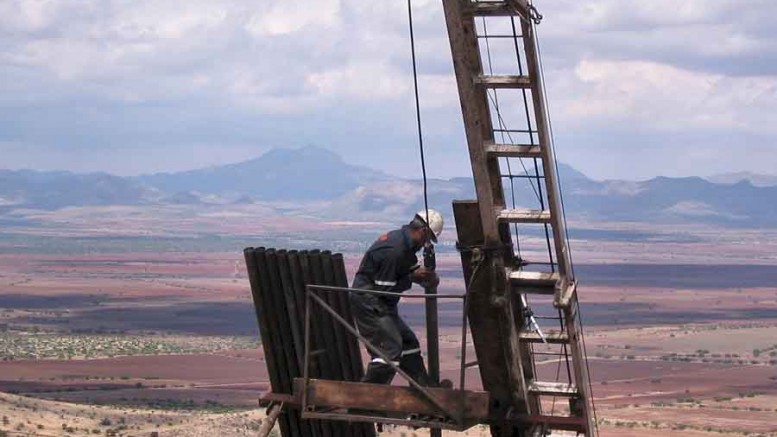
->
xmin=1 ymin=0 xmax=776 ymax=181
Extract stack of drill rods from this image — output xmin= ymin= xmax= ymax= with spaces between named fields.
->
xmin=244 ymin=247 xmax=375 ymax=437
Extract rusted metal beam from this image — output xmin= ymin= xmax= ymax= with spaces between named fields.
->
xmin=452 ymin=200 xmax=531 ymax=435
xmin=443 ymin=0 xmax=505 ymax=243
xmin=563 ymin=295 xmax=597 ymax=435
xmin=309 ymin=284 xmax=465 ymax=299
xmin=258 ymin=403 xmax=284 ymax=437
xmin=295 ymin=379 xmax=490 ymax=421
xmin=303 ymin=411 xmax=464 ymax=432
xmin=260 ymin=393 xmax=297 ymax=406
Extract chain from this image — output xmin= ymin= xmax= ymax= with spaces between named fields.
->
xmin=528 ymin=4 xmax=543 ymax=24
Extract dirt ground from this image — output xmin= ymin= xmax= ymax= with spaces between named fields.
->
xmin=1 ymin=221 xmax=777 ymax=436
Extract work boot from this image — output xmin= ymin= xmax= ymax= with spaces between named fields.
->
xmin=400 ymin=353 xmax=436 ymax=386
xmin=361 ymin=362 xmax=396 ymax=385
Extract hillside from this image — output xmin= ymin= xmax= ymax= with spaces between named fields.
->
xmin=0 ymin=390 xmax=491 ymax=436
xmin=136 ymin=146 xmax=391 ymax=201
xmin=0 ymin=390 xmax=267 ymax=436
xmin=0 ymin=170 xmax=156 ymax=210
xmin=707 ymin=171 xmax=777 ymax=187
xmin=1 ymin=146 xmax=776 ymax=227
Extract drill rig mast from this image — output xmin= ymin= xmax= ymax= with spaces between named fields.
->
xmin=444 ymin=1 xmax=597 ymax=435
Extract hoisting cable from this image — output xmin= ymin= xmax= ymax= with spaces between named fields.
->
xmin=407 ymin=0 xmax=429 ymax=222
xmin=407 ymin=5 xmax=445 ymax=435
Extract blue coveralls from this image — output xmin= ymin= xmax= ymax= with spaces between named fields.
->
xmin=350 ymin=225 xmax=432 ymax=385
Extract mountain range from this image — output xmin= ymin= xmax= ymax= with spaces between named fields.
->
xmin=707 ymin=171 xmax=777 ymax=188
xmin=1 ymin=146 xmax=775 ymax=227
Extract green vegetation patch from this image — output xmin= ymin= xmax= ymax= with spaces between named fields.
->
xmin=0 ymin=333 xmax=258 ymax=360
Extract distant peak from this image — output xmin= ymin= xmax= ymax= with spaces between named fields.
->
xmin=263 ymin=145 xmax=341 ymax=160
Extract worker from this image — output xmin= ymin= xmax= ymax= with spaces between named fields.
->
xmin=350 ymin=209 xmax=444 ymax=386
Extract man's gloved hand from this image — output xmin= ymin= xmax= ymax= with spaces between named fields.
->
xmin=424 ymin=273 xmax=440 ymax=288
xmin=412 ymin=267 xmax=439 ymax=288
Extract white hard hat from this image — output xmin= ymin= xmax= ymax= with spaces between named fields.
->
xmin=414 ymin=209 xmax=444 ymax=243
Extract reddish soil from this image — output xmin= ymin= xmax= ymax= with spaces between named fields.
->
xmin=1 ymin=238 xmax=777 ymax=434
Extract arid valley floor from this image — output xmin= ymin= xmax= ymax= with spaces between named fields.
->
xmin=1 ymin=208 xmax=777 ymax=436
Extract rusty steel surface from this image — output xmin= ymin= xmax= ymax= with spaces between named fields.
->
xmin=243 ymin=247 xmax=375 ymax=437
xmin=296 ymin=378 xmax=490 ymax=425
xmin=258 ymin=403 xmax=284 ymax=437
xmin=303 ymin=412 xmax=467 ymax=432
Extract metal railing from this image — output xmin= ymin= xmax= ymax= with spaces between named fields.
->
xmin=301 ymin=284 xmax=472 ymax=428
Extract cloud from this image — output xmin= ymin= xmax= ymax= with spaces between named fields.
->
xmin=0 ymin=0 xmax=452 ymax=110
xmin=0 ymin=0 xmax=776 ymax=180
xmin=557 ymin=59 xmax=777 ymax=134
xmin=245 ymin=0 xmax=340 ymax=37
xmin=538 ymin=0 xmax=777 ymax=76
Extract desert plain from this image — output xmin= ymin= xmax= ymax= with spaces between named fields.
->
xmin=1 ymin=205 xmax=777 ymax=436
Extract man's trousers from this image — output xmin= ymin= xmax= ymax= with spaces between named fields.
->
xmin=349 ymin=292 xmax=433 ymax=386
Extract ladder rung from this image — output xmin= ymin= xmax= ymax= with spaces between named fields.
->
xmin=485 ymin=143 xmax=542 ymax=158
xmin=466 ymin=1 xmax=516 ymax=16
xmin=513 ymin=286 xmax=554 ymax=296
xmin=528 ymin=381 xmax=578 ymax=397
xmin=466 ymin=0 xmax=530 ymax=17
xmin=474 ymin=75 xmax=532 ymax=89
xmin=509 ymin=271 xmax=556 ymax=295
xmin=554 ymin=281 xmax=577 ymax=309
xmin=497 ymin=209 xmax=551 ymax=224
xmin=519 ymin=329 xmax=568 ymax=344
xmin=509 ymin=271 xmax=559 ymax=286
xmin=531 ymin=351 xmax=569 ymax=357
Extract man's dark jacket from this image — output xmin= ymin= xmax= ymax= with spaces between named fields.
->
xmin=352 ymin=226 xmax=420 ymax=305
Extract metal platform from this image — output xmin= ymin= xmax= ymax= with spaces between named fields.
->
xmin=296 ymin=378 xmax=490 ymax=431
